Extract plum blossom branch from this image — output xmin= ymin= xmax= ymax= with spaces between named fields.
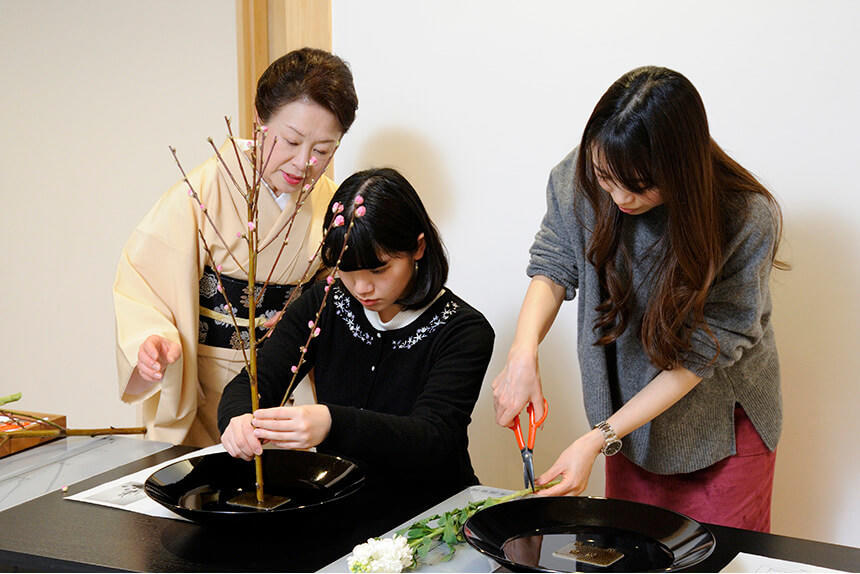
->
xmin=279 ymin=196 xmax=362 ymax=407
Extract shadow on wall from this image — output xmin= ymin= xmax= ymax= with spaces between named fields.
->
xmin=352 ymin=127 xmax=455 ymax=225
xmin=770 ymin=214 xmax=860 ymax=545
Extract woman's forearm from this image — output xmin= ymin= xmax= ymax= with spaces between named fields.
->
xmin=511 ymin=275 xmax=566 ymax=352
xmin=605 ymin=367 xmax=702 ymax=439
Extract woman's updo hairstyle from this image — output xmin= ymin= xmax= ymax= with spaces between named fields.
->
xmin=255 ymin=47 xmax=358 ymax=133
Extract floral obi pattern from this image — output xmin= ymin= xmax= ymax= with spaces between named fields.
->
xmin=198 ymin=266 xmax=295 ymax=350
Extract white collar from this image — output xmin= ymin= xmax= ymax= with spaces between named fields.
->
xmin=363 ymin=289 xmax=446 ymax=331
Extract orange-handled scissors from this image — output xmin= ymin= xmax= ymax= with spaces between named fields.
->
xmin=508 ymin=398 xmax=549 ymax=491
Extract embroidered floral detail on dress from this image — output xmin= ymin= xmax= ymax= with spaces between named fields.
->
xmin=230 ymin=330 xmax=250 ymax=350
xmin=213 ymin=304 xmax=238 ymax=327
xmin=391 ymin=301 xmax=459 ymax=350
xmin=198 ymin=320 xmax=209 ymax=343
xmin=332 ymin=285 xmax=374 ymax=345
xmin=240 ymin=284 xmax=264 ymax=308
xmin=199 ymin=270 xmax=218 ymax=299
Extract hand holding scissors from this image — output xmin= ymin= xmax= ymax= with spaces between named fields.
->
xmin=508 ymin=398 xmax=549 ymax=491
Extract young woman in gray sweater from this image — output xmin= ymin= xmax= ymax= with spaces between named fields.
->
xmin=492 ymin=66 xmax=785 ymax=532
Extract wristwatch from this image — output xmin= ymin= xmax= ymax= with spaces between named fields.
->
xmin=594 ymin=421 xmax=622 ymax=456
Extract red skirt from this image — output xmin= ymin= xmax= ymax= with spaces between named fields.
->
xmin=604 ymin=405 xmax=776 ymax=532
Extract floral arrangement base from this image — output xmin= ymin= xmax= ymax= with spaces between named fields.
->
xmin=143 ymin=449 xmax=365 ymax=524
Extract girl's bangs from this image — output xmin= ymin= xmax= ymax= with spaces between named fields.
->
xmin=326 ymin=220 xmax=385 ymax=272
xmin=591 ymin=132 xmax=655 ymax=193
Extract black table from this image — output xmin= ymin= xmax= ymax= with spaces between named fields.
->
xmin=0 ymin=445 xmax=857 ymax=572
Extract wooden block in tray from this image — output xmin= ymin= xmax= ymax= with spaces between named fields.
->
xmin=0 ymin=411 xmax=66 ymax=458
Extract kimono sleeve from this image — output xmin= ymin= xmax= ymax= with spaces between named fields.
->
xmin=113 ymin=183 xmax=202 ymax=439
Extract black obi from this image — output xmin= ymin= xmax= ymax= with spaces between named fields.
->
xmin=198 ymin=266 xmax=295 ymax=350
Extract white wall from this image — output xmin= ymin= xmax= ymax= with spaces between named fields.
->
xmin=332 ymin=0 xmax=860 ymax=547
xmin=0 ymin=0 xmax=238 ymax=426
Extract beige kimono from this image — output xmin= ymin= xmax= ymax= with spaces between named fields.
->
xmin=114 ymin=139 xmax=333 ymax=446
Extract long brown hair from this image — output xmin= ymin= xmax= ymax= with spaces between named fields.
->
xmin=575 ymin=66 xmax=785 ymax=370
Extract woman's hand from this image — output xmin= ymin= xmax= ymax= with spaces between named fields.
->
xmin=221 ymin=413 xmax=261 ymax=461
xmin=535 ymin=429 xmax=604 ymax=496
xmin=492 ymin=344 xmax=545 ymax=427
xmin=135 ymin=335 xmax=181 ymax=382
xmin=493 ymin=276 xmax=564 ymax=427
xmin=251 ymin=405 xmax=332 ymax=450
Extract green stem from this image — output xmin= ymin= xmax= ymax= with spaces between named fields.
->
xmin=403 ymin=481 xmax=561 ymax=551
xmin=0 ymin=393 xmax=22 ymax=407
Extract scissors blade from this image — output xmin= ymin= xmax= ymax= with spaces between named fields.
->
xmin=521 ymin=449 xmax=536 ymax=492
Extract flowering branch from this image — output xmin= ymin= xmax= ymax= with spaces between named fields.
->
xmin=169 ymin=146 xmax=247 ymax=274
xmin=279 ymin=197 xmax=362 ymax=407
xmin=169 ymin=116 xmax=339 ymax=506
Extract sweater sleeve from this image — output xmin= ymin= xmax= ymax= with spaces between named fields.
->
xmin=216 ymin=282 xmax=323 ymax=432
xmin=526 ymin=151 xmax=580 ymax=300
xmin=681 ymin=194 xmax=779 ymax=378
xmin=319 ymin=312 xmax=494 ymax=477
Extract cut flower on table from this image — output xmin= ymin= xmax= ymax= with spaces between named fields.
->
xmin=347 ymin=483 xmax=558 ymax=573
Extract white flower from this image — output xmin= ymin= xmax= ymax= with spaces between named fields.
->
xmin=348 ymin=535 xmax=414 ymax=573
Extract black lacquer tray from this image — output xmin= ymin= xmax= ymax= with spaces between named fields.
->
xmin=143 ymin=449 xmax=365 ymax=525
xmin=463 ymin=496 xmax=715 ymax=572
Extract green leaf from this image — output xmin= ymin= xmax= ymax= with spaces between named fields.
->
xmin=442 ymin=520 xmax=459 ymax=546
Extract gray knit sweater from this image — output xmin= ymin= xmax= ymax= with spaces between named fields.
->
xmin=527 ymin=149 xmax=782 ymax=474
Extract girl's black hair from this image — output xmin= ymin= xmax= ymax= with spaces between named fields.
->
xmin=322 ymin=168 xmax=448 ymax=309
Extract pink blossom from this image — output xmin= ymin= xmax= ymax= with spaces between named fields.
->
xmin=354 ymin=195 xmax=364 ymax=206
xmin=326 ymin=275 xmax=335 ymax=285
xmin=237 ymin=232 xmax=243 ymax=238
xmin=324 ymin=285 xmax=330 ymax=293
xmin=334 ymin=214 xmax=345 ymax=227
xmin=248 ymin=221 xmax=256 ymax=230
xmin=337 ymin=203 xmax=345 ymax=213
xmin=216 ymin=265 xmax=222 ymax=272
xmin=356 ymin=206 xmax=367 ymax=217
xmin=308 ymin=156 xmax=318 ymax=166
xmin=199 ymin=203 xmax=206 ymax=211
xmin=260 ymin=125 xmax=268 ymax=133
xmin=331 ymin=202 xmax=342 ymax=214
xmin=291 ymin=365 xmax=298 ymax=373
xmin=216 ymin=284 xmax=222 ymax=293
xmin=313 ymin=327 xmax=321 ymax=337
xmin=187 ymin=188 xmax=194 ymax=196
xmin=308 ymin=320 xmax=315 ymax=329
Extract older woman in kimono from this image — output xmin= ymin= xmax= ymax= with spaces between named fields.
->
xmin=113 ymin=48 xmax=358 ymax=446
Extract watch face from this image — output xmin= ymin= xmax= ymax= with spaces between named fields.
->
xmin=604 ymin=440 xmax=623 ymax=456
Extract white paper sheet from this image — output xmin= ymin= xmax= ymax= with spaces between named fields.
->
xmin=64 ymin=443 xmax=227 ymax=521
xmin=721 ymin=552 xmax=847 ymax=573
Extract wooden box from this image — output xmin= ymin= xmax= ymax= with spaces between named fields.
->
xmin=0 ymin=411 xmax=66 ymax=458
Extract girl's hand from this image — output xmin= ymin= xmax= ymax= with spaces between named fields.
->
xmin=251 ymin=405 xmax=332 ymax=450
xmin=492 ymin=344 xmax=545 ymax=427
xmin=221 ymin=413 xmax=261 ymax=461
xmin=135 ymin=335 xmax=181 ymax=382
xmin=535 ymin=429 xmax=604 ymax=496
